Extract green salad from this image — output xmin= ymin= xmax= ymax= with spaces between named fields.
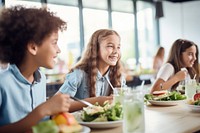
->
xmin=193 ymin=100 xmax=200 ymax=105
xmin=32 ymin=120 xmax=59 ymax=133
xmin=144 ymin=91 xmax=186 ymax=101
xmin=81 ymin=101 xmax=122 ymax=122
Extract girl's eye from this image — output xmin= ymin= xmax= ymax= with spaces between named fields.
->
xmin=188 ymin=53 xmax=193 ymax=56
xmin=53 ymin=41 xmax=57 ymax=45
xmin=107 ymin=45 xmax=113 ymax=47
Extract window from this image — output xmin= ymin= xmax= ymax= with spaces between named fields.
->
xmin=111 ymin=0 xmax=135 ymax=69
xmin=111 ymin=0 xmax=133 ymax=13
xmin=137 ymin=1 xmax=157 ymax=69
xmin=47 ymin=0 xmax=78 ymax=6
xmin=83 ymin=8 xmax=109 ymax=46
xmin=82 ymin=0 xmax=107 ymax=9
xmin=5 ymin=0 xmax=41 ymax=8
xmin=46 ymin=4 xmax=80 ymax=74
xmin=112 ymin=12 xmax=135 ymax=69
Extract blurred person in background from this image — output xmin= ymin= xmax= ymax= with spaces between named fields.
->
xmin=153 ymin=46 xmax=165 ymax=74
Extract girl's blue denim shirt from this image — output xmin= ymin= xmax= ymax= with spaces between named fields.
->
xmin=59 ymin=69 xmax=126 ymax=99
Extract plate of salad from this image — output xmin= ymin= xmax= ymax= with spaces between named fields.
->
xmin=148 ymin=100 xmax=185 ymax=106
xmin=186 ymin=103 xmax=200 ymax=112
xmin=186 ymin=93 xmax=200 ymax=112
xmin=73 ymin=101 xmax=123 ymax=128
xmin=76 ymin=119 xmax=122 ymax=129
xmin=144 ymin=91 xmax=186 ymax=106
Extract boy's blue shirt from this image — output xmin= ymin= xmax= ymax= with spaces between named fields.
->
xmin=0 ymin=64 xmax=46 ymax=126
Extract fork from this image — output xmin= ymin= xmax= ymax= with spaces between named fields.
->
xmin=70 ymin=96 xmax=93 ymax=107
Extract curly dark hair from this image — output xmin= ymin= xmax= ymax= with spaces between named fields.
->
xmin=0 ymin=6 xmax=67 ymax=66
xmin=71 ymin=29 xmax=123 ymax=97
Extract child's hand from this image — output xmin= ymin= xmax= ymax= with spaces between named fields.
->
xmin=96 ymin=96 xmax=113 ymax=105
xmin=44 ymin=93 xmax=70 ymax=116
xmin=175 ymin=70 xmax=187 ymax=81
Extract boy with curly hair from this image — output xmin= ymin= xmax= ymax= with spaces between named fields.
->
xmin=0 ymin=6 xmax=70 ymax=133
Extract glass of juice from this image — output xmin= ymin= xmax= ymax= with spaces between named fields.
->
xmin=123 ymin=89 xmax=145 ymax=133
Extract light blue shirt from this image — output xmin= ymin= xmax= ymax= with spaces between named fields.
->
xmin=59 ymin=69 xmax=126 ymax=99
xmin=0 ymin=64 xmax=46 ymax=126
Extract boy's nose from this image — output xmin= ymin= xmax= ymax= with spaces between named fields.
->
xmin=57 ymin=46 xmax=61 ymax=53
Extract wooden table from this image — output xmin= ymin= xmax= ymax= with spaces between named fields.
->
xmin=91 ymin=103 xmax=200 ymax=133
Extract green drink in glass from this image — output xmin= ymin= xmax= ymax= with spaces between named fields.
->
xmin=113 ymin=87 xmax=125 ymax=105
xmin=123 ymin=89 xmax=145 ymax=133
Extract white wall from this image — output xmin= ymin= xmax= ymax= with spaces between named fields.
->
xmin=159 ymin=0 xmax=200 ymax=59
xmin=182 ymin=1 xmax=200 ymax=44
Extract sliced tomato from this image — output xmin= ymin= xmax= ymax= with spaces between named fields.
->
xmin=193 ymin=93 xmax=200 ymax=101
xmin=153 ymin=90 xmax=168 ymax=95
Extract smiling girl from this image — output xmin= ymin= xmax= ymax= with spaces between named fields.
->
xmin=150 ymin=39 xmax=199 ymax=93
xmin=58 ymin=29 xmax=126 ymax=112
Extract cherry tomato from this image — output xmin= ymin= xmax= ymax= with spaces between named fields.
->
xmin=193 ymin=93 xmax=200 ymax=101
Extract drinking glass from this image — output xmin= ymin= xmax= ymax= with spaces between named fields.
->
xmin=177 ymin=80 xmax=185 ymax=90
xmin=196 ymin=83 xmax=200 ymax=93
xmin=185 ymin=79 xmax=197 ymax=99
xmin=123 ymin=89 xmax=145 ymax=133
xmin=113 ymin=87 xmax=128 ymax=105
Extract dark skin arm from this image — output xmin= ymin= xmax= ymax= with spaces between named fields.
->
xmin=0 ymin=93 xmax=70 ymax=133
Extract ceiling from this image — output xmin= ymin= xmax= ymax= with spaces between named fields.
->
xmin=143 ymin=0 xmax=198 ymax=3
xmin=165 ymin=0 xmax=197 ymax=2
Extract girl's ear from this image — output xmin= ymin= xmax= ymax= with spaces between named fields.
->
xmin=27 ymin=42 xmax=38 ymax=55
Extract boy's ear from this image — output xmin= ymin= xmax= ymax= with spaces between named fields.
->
xmin=27 ymin=42 xmax=38 ymax=55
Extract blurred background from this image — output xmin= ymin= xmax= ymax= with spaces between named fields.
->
xmin=1 ymin=0 xmax=200 ymax=96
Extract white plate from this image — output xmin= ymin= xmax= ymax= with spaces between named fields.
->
xmin=73 ymin=112 xmax=122 ymax=129
xmin=186 ymin=104 xmax=200 ymax=112
xmin=80 ymin=126 xmax=91 ymax=133
xmin=148 ymin=100 xmax=184 ymax=106
xmin=79 ymin=120 xmax=122 ymax=129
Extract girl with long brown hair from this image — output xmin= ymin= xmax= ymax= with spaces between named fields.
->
xmin=150 ymin=39 xmax=199 ymax=93
xmin=153 ymin=46 xmax=165 ymax=73
xmin=58 ymin=29 xmax=126 ymax=112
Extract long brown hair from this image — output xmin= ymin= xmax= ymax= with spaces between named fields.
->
xmin=155 ymin=47 xmax=165 ymax=58
xmin=70 ymin=29 xmax=123 ymax=97
xmin=167 ymin=39 xmax=199 ymax=90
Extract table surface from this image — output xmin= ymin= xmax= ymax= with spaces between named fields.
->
xmin=90 ymin=103 xmax=200 ymax=133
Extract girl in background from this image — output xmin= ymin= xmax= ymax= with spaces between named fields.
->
xmin=58 ymin=29 xmax=126 ymax=112
xmin=153 ymin=46 xmax=165 ymax=73
xmin=150 ymin=39 xmax=199 ymax=93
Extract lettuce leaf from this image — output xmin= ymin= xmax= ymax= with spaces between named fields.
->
xmin=32 ymin=120 xmax=59 ymax=133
